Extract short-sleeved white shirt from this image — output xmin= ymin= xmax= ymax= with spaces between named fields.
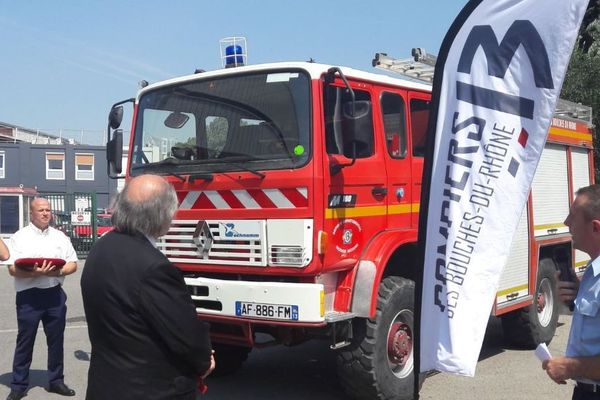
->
xmin=7 ymin=224 xmax=78 ymax=292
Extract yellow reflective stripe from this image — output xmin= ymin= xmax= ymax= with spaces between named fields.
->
xmin=575 ymin=260 xmax=589 ymax=267
xmin=325 ymin=205 xmax=386 ymax=219
xmin=388 ymin=204 xmax=412 ymax=215
xmin=534 ymin=223 xmax=566 ymax=230
xmin=497 ymin=284 xmax=528 ymax=297
xmin=325 ymin=203 xmax=420 ymax=219
xmin=549 ymin=126 xmax=592 ymax=141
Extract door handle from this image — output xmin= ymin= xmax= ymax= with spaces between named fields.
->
xmin=372 ymin=187 xmax=388 ymax=196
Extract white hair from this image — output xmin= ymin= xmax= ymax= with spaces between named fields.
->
xmin=111 ymin=179 xmax=178 ymax=238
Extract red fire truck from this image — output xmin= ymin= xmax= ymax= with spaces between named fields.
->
xmin=105 ymin=44 xmax=594 ymax=399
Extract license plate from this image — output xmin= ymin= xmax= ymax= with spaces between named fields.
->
xmin=235 ymin=301 xmax=299 ymax=320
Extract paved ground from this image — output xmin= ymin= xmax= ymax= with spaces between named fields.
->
xmin=0 ymin=261 xmax=576 ymax=399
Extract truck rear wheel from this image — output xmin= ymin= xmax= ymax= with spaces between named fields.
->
xmin=211 ymin=343 xmax=251 ymax=377
xmin=501 ymin=258 xmax=559 ymax=348
xmin=337 ymin=276 xmax=416 ymax=400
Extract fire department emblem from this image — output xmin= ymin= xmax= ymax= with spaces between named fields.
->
xmin=193 ymin=220 xmax=213 ymax=256
xmin=332 ymin=219 xmax=362 ymax=254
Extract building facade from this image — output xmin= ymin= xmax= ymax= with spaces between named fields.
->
xmin=0 ymin=142 xmax=117 ymax=209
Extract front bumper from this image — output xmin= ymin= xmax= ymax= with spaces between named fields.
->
xmin=184 ymin=277 xmax=325 ymax=323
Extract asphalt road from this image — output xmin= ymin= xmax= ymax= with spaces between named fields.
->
xmin=0 ymin=262 xmax=575 ymax=400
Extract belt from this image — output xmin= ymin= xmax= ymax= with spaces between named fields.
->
xmin=577 ymin=382 xmax=600 ymax=393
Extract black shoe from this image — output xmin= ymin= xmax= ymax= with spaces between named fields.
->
xmin=6 ymin=390 xmax=26 ymax=400
xmin=47 ymin=382 xmax=75 ymax=397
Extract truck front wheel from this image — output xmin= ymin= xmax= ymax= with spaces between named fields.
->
xmin=501 ymin=258 xmax=559 ymax=348
xmin=337 ymin=276 xmax=416 ymax=400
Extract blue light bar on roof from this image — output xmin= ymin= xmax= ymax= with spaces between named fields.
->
xmin=225 ymin=45 xmax=244 ymax=68
xmin=219 ymin=37 xmax=247 ymax=68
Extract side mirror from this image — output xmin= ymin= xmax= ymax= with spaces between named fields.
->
xmin=342 ymin=100 xmax=373 ymax=158
xmin=107 ymin=129 xmax=123 ymax=177
xmin=108 ymin=106 xmax=124 ymax=130
xmin=106 ymin=98 xmax=133 ymax=179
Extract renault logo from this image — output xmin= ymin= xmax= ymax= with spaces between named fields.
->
xmin=193 ymin=220 xmax=213 ymax=257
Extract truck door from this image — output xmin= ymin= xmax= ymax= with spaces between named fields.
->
xmin=378 ymin=90 xmax=412 ymax=229
xmin=323 ymin=82 xmax=387 ymax=261
xmin=407 ymin=93 xmax=431 ymax=227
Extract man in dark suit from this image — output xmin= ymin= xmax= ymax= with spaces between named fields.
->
xmin=81 ymin=174 xmax=214 ymax=400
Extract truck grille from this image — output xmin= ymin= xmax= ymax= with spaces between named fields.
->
xmin=157 ymin=220 xmax=266 ymax=266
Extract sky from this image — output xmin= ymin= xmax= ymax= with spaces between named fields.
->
xmin=0 ymin=1 xmax=467 ymax=146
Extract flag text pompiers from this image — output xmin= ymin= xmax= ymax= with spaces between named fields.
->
xmin=432 ymin=19 xmax=554 ymax=317
xmin=420 ymin=0 xmax=587 ymax=377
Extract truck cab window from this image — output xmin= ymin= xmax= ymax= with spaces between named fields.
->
xmin=410 ymin=99 xmax=430 ymax=157
xmin=381 ymin=92 xmax=407 ymax=159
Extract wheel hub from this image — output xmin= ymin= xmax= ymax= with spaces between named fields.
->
xmin=537 ymin=292 xmax=546 ymax=313
xmin=387 ymin=322 xmax=412 ymax=367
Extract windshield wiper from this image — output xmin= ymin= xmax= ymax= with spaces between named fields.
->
xmin=131 ymin=157 xmax=182 ymax=170
xmin=226 ymin=162 xmax=265 ymax=179
xmin=211 ymin=157 xmax=265 ymax=179
xmin=130 ymin=158 xmax=186 ymax=182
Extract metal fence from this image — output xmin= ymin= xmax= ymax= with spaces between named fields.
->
xmin=43 ymin=192 xmax=98 ymax=259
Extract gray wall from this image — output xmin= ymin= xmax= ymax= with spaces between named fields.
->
xmin=0 ymin=143 xmax=117 ymax=209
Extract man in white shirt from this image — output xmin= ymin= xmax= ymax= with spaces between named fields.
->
xmin=6 ymin=198 xmax=78 ymax=400
xmin=543 ymin=184 xmax=600 ymax=399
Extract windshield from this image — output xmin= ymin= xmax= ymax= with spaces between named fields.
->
xmin=130 ymin=70 xmax=311 ymax=176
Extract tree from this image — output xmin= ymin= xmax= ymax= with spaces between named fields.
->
xmin=561 ymin=46 xmax=600 ymax=178
xmin=579 ymin=0 xmax=600 ymax=53
xmin=560 ymin=1 xmax=600 ymax=178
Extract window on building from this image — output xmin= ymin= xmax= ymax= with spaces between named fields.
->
xmin=0 ymin=196 xmax=20 ymax=234
xmin=0 ymin=151 xmax=5 ymax=179
xmin=75 ymin=153 xmax=94 ymax=180
xmin=46 ymin=152 xmax=65 ymax=180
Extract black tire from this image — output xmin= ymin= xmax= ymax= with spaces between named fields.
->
xmin=337 ymin=276 xmax=417 ymax=400
xmin=211 ymin=343 xmax=251 ymax=377
xmin=501 ymin=258 xmax=559 ymax=348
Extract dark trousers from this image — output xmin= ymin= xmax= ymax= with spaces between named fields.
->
xmin=573 ymin=386 xmax=600 ymax=400
xmin=11 ymin=285 xmax=67 ymax=392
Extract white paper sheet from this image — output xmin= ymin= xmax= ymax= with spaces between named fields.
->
xmin=535 ymin=343 xmax=552 ymax=362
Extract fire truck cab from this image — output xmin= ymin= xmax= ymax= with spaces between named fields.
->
xmin=106 ymin=47 xmax=594 ymax=399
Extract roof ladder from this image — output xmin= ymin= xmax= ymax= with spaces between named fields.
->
xmin=372 ymin=48 xmax=437 ymax=83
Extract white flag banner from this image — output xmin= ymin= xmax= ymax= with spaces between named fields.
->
xmin=420 ymin=0 xmax=587 ymax=376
